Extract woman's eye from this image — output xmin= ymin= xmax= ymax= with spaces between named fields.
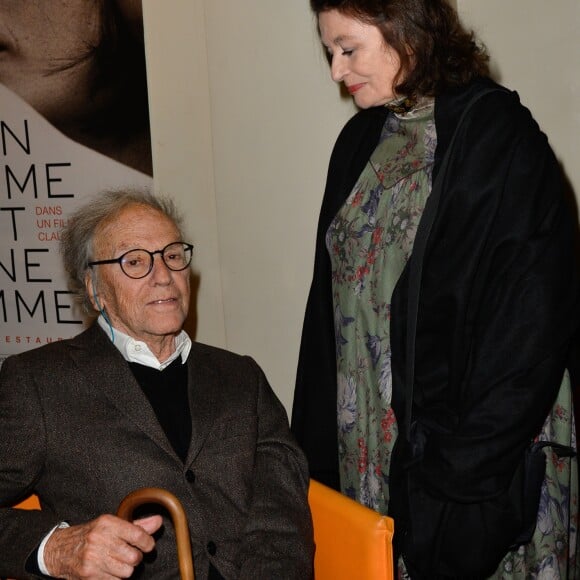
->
xmin=341 ymin=49 xmax=354 ymax=56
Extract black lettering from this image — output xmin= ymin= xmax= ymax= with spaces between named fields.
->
xmin=0 ymin=249 xmax=16 ymax=282
xmin=24 ymin=248 xmax=52 ymax=283
xmin=46 ymin=163 xmax=73 ymax=198
xmin=0 ymin=289 xmax=6 ymax=322
xmin=54 ymin=291 xmax=82 ymax=324
xmin=15 ymin=290 xmax=47 ymax=323
xmin=0 ymin=206 xmax=25 ymax=241
xmin=4 ymin=164 xmax=38 ymax=199
xmin=0 ymin=120 xmax=30 ymax=156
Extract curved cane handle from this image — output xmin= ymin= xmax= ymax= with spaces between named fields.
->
xmin=117 ymin=487 xmax=194 ymax=580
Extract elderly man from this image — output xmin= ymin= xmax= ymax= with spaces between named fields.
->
xmin=0 ymin=189 xmax=313 ymax=579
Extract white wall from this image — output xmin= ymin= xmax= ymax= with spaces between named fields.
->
xmin=143 ymin=0 xmax=579 ymax=417
xmin=143 ymin=0 xmax=355 ymax=415
xmin=202 ymin=2 xmax=356 ymax=414
xmin=457 ymin=0 xmax=580 ymax=217
xmin=142 ymin=0 xmax=226 ymax=347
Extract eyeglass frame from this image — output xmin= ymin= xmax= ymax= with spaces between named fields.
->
xmin=87 ymin=241 xmax=194 ymax=279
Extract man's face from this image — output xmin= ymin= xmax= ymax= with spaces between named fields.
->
xmin=87 ymin=204 xmax=191 ymax=350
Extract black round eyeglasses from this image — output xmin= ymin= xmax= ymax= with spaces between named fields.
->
xmin=88 ymin=241 xmax=194 ymax=279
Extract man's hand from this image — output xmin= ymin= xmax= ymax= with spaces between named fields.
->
xmin=44 ymin=514 xmax=163 ymax=579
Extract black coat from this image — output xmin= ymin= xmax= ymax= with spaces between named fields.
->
xmin=291 ymin=78 xmax=580 ymax=578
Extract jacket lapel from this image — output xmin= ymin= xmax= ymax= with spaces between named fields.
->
xmin=67 ymin=325 xmax=179 ymax=462
xmin=184 ymin=344 xmax=219 ymax=467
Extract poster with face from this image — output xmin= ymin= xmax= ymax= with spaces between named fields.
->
xmin=0 ymin=0 xmax=153 ymax=366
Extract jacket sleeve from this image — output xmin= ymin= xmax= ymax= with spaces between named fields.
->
xmin=0 ymin=355 xmax=62 ymax=579
xmin=238 ymin=357 xmax=314 ymax=579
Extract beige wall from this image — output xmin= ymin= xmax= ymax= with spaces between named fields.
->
xmin=457 ymin=0 xmax=580 ymax=217
xmin=143 ymin=0 xmax=579 ymax=417
xmin=143 ymin=0 xmax=226 ymax=348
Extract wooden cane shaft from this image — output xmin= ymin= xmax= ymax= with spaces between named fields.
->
xmin=117 ymin=487 xmax=194 ymax=580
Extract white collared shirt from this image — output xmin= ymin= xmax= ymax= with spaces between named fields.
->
xmin=97 ymin=315 xmax=192 ymax=369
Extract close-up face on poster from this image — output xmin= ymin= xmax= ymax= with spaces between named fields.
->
xmin=0 ymin=0 xmax=153 ymax=366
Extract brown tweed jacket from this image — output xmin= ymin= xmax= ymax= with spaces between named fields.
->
xmin=0 ymin=324 xmax=313 ymax=579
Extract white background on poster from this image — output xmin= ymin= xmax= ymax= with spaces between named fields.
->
xmin=0 ymin=84 xmax=152 ymax=367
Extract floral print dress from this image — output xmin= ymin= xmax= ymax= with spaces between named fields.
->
xmin=326 ymin=100 xmax=579 ymax=578
xmin=495 ymin=375 xmax=579 ymax=579
xmin=327 ymin=99 xmax=436 ymax=514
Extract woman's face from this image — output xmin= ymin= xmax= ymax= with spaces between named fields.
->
xmin=0 ymin=0 xmax=103 ymax=124
xmin=318 ymin=9 xmax=401 ymax=109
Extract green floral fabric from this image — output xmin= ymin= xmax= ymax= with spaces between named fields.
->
xmin=493 ymin=371 xmax=578 ymax=578
xmin=327 ymin=100 xmax=436 ymax=513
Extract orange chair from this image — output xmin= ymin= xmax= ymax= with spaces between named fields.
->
xmin=13 ymin=494 xmax=40 ymax=510
xmin=13 ymin=485 xmax=395 ymax=579
xmin=6 ymin=495 xmax=41 ymax=580
xmin=308 ymin=479 xmax=394 ymax=580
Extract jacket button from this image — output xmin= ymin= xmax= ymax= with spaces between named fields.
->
xmin=207 ymin=541 xmax=217 ymax=555
xmin=185 ymin=470 xmax=195 ymax=483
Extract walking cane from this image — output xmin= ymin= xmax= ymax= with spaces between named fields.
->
xmin=117 ymin=487 xmax=195 ymax=580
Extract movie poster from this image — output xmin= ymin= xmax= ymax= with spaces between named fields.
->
xmin=0 ymin=1 xmax=153 ymax=367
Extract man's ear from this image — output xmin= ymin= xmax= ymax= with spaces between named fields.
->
xmin=85 ymin=271 xmax=99 ymax=312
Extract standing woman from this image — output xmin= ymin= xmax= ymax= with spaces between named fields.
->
xmin=291 ymin=0 xmax=580 ymax=578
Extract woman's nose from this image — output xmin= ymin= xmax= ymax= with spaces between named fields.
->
xmin=330 ymin=54 xmax=346 ymax=82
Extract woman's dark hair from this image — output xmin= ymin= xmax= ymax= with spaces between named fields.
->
xmin=311 ymin=0 xmax=489 ymax=96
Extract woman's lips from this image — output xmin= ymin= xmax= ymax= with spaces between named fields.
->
xmin=347 ymin=83 xmax=365 ymax=95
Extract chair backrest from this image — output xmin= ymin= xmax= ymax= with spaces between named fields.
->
xmin=13 ymin=494 xmax=41 ymax=510
xmin=308 ymin=479 xmax=394 ymax=580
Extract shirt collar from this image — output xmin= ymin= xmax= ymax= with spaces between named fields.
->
xmin=97 ymin=315 xmax=192 ymax=371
